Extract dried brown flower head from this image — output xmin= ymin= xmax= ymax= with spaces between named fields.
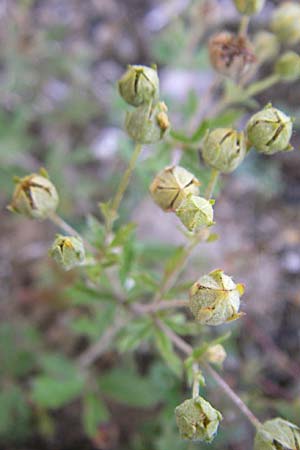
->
xmin=208 ymin=32 xmax=256 ymax=80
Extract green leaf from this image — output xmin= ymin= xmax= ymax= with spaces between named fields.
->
xmin=132 ymin=271 xmax=159 ymax=292
xmin=39 ymin=354 xmax=77 ymax=377
xmin=170 ymin=129 xmax=194 ymax=144
xmin=206 ymin=232 xmax=220 ymax=243
xmin=99 ymin=368 xmax=161 ymax=408
xmin=86 ymin=215 xmax=106 ymax=247
xmin=110 ymin=223 xmax=136 ymax=247
xmin=33 ymin=354 xmax=85 ymax=409
xmin=83 ymin=393 xmax=110 ymax=438
xmin=32 ymin=374 xmax=85 ymax=409
xmin=70 ymin=316 xmax=101 ymax=339
xmin=71 ymin=303 xmax=116 ymax=340
xmin=154 ymin=328 xmax=182 ymax=377
xmin=0 ymin=385 xmax=32 ymax=442
xmin=119 ymin=238 xmax=136 ymax=284
xmin=170 ymin=108 xmax=245 ymax=145
xmin=245 ymin=75 xmax=280 ymax=98
xmin=65 ymin=282 xmax=115 ymax=306
xmin=207 ymin=108 xmax=245 ymax=128
xmin=191 ymin=120 xmax=210 ymax=142
xmin=0 ymin=324 xmax=36 ymax=378
xmin=163 ymin=246 xmax=186 ymax=279
xmin=118 ymin=318 xmax=153 ymax=352
xmin=99 ymin=200 xmax=117 ymax=225
xmin=183 ymin=89 xmax=199 ymax=118
xmin=164 ymin=314 xmax=199 ymax=336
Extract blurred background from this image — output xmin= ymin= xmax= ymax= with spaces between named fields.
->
xmin=0 ymin=0 xmax=300 ymax=449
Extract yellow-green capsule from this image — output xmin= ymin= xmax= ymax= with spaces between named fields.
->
xmin=149 ymin=166 xmax=200 ymax=212
xmin=118 ymin=64 xmax=159 ymax=107
xmin=202 ymin=128 xmax=247 ymax=173
xmin=205 ymin=344 xmax=227 ymax=366
xmin=232 ymin=0 xmax=265 ymax=15
xmin=176 ymin=195 xmax=214 ymax=232
xmin=175 ymin=396 xmax=222 ymax=442
xmin=254 ymin=418 xmax=300 ymax=450
xmin=271 ymin=2 xmax=300 ymax=46
xmin=246 ymin=105 xmax=293 ymax=155
xmin=125 ymin=101 xmax=170 ymax=144
xmin=8 ymin=169 xmax=59 ymax=220
xmin=50 ymin=234 xmax=85 ymax=271
xmin=275 ymin=51 xmax=300 ymax=82
xmin=189 ymin=269 xmax=245 ymax=326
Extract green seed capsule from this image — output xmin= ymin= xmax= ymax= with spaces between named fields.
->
xmin=118 ymin=64 xmax=159 ymax=107
xmin=176 ymin=195 xmax=214 ymax=232
xmin=246 ymin=105 xmax=293 ymax=155
xmin=8 ymin=169 xmax=59 ymax=220
xmin=175 ymin=396 xmax=222 ymax=442
xmin=254 ymin=418 xmax=300 ymax=450
xmin=275 ymin=51 xmax=300 ymax=82
xmin=189 ymin=269 xmax=245 ymax=326
xmin=125 ymin=101 xmax=170 ymax=144
xmin=149 ymin=166 xmax=200 ymax=212
xmin=202 ymin=128 xmax=247 ymax=173
xmin=232 ymin=0 xmax=265 ymax=15
xmin=50 ymin=234 xmax=85 ymax=271
xmin=271 ymin=2 xmax=300 ymax=46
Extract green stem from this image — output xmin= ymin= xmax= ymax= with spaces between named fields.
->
xmin=49 ymin=212 xmax=81 ymax=237
xmin=152 ymin=230 xmax=207 ymax=303
xmin=108 ymin=142 xmax=143 ymax=231
xmin=239 ymin=15 xmax=250 ymax=37
xmin=204 ymin=168 xmax=220 ymax=199
xmin=192 ymin=363 xmax=200 ymax=398
xmin=245 ymin=74 xmax=280 ymax=98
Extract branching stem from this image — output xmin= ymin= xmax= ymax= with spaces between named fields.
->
xmin=51 ymin=211 xmax=262 ymax=430
xmin=156 ymin=319 xmax=261 ymax=429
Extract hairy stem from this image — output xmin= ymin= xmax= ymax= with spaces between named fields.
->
xmin=49 ymin=212 xmax=81 ymax=237
xmin=204 ymin=168 xmax=220 ymax=199
xmin=108 ymin=142 xmax=143 ymax=231
xmin=156 ymin=320 xmax=261 ymax=429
